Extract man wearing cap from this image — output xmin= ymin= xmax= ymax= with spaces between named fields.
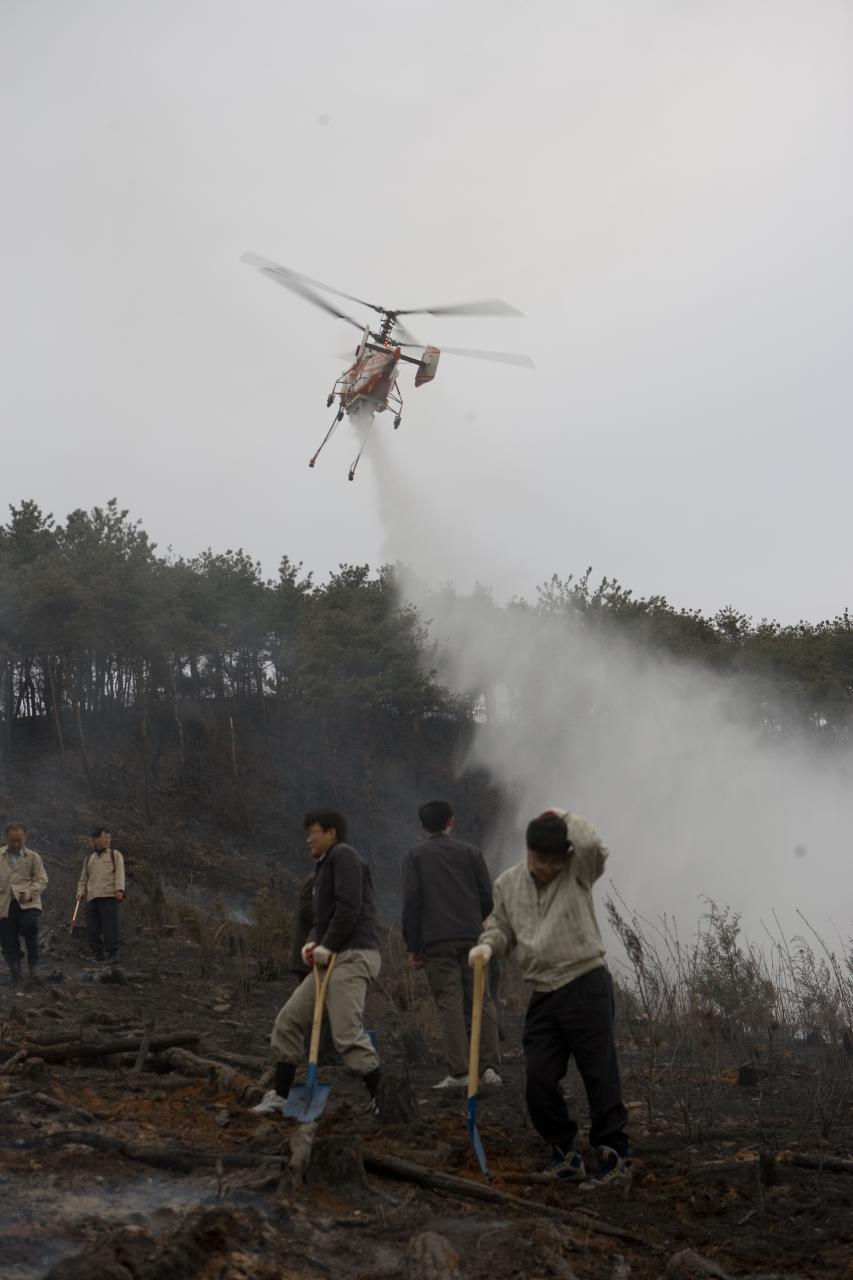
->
xmin=0 ymin=822 xmax=48 ymax=986
xmin=469 ymin=808 xmax=629 ymax=1188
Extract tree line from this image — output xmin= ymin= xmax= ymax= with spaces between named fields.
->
xmin=0 ymin=499 xmax=849 ymax=842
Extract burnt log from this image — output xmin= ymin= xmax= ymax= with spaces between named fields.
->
xmin=363 ymin=1150 xmax=649 ymax=1245
xmin=21 ymin=1032 xmax=199 ymax=1063
xmin=13 ymin=1129 xmax=284 ymax=1174
xmin=157 ymin=1046 xmax=264 ymax=1104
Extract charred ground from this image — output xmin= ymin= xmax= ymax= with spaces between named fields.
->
xmin=2 ymin=838 xmax=853 ymax=1280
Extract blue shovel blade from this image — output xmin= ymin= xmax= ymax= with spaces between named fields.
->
xmin=284 ymin=1080 xmax=331 ymax=1122
xmin=284 ymin=1064 xmax=331 ymax=1122
xmin=467 ymin=1095 xmax=488 ymax=1174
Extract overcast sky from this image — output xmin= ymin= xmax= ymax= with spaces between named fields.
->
xmin=3 ymin=1 xmax=852 ymax=621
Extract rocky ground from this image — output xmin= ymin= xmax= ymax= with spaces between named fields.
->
xmin=2 ymin=913 xmax=853 ymax=1280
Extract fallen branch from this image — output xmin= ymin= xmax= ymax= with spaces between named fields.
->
xmin=157 ymin=1047 xmax=264 ymax=1104
xmin=12 ymin=1129 xmax=283 ymax=1174
xmin=26 ymin=1032 xmax=199 ymax=1063
xmin=782 ymin=1151 xmax=853 ymax=1175
xmin=0 ymin=1050 xmax=27 ymax=1074
xmin=205 ymin=1047 xmax=268 ymax=1072
xmin=362 ymin=1151 xmax=649 ymax=1246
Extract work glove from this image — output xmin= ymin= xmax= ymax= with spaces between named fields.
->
xmin=468 ymin=943 xmax=492 ymax=968
xmin=301 ymin=942 xmax=316 ymax=967
xmin=312 ymin=944 xmax=333 ymax=966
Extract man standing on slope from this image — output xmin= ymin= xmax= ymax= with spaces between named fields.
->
xmin=77 ymin=827 xmax=126 ymax=964
xmin=403 ymin=800 xmax=501 ymax=1089
xmin=469 ymin=808 xmax=629 ymax=1188
xmin=0 ymin=822 xmax=48 ymax=986
xmin=254 ymin=809 xmax=382 ymax=1112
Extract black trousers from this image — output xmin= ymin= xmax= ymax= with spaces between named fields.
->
xmin=86 ymin=897 xmax=120 ymax=959
xmin=0 ymin=900 xmax=40 ymax=972
xmin=523 ymin=965 xmax=628 ymax=1157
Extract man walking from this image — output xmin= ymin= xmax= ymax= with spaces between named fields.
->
xmin=77 ymin=827 xmax=126 ymax=963
xmin=254 ymin=810 xmax=382 ymax=1112
xmin=0 ymin=822 xmax=48 ymax=986
xmin=469 ymin=808 xmax=629 ymax=1188
xmin=403 ymin=800 xmax=501 ymax=1089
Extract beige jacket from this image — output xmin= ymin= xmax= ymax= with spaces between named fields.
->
xmin=479 ymin=812 xmax=608 ymax=993
xmin=0 ymin=846 xmax=49 ymax=917
xmin=77 ymin=848 xmax=126 ymax=901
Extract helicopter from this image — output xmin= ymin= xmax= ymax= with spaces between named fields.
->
xmin=241 ymin=253 xmax=534 ymax=480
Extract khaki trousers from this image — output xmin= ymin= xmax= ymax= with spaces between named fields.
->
xmin=424 ymin=938 xmax=500 ymax=1078
xmin=271 ymin=947 xmax=381 ymax=1076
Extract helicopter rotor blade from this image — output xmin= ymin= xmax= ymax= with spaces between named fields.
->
xmin=241 ymin=253 xmax=386 ymax=317
xmin=242 ymin=254 xmax=364 ymax=332
xmin=396 ymin=299 xmax=525 ymax=319
xmin=438 ymin=346 xmax=536 ymax=368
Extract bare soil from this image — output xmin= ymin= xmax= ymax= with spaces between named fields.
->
xmin=2 ymin=918 xmax=852 ymax=1279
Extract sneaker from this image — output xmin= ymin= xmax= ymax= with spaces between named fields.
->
xmin=432 ymin=1074 xmax=468 ymax=1090
xmin=579 ymin=1145 xmax=631 ymax=1190
xmin=251 ymin=1089 xmax=289 ymax=1114
xmin=543 ymin=1146 xmax=587 ymax=1182
xmin=481 ymin=1068 xmax=503 ymax=1087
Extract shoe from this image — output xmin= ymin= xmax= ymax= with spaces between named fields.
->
xmin=481 ymin=1068 xmax=502 ymax=1087
xmin=432 ymin=1074 xmax=467 ymax=1090
xmin=579 ymin=1145 xmax=631 ymax=1189
xmin=543 ymin=1146 xmax=587 ymax=1182
xmin=251 ymin=1089 xmax=289 ymax=1114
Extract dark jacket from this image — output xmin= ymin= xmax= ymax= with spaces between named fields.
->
xmin=309 ymin=843 xmax=378 ymax=953
xmin=402 ymin=832 xmax=494 ymax=953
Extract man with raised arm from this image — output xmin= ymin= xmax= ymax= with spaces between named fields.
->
xmin=469 ymin=808 xmax=629 ymax=1188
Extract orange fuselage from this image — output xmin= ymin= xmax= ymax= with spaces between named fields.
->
xmin=339 ymin=347 xmax=400 ymax=413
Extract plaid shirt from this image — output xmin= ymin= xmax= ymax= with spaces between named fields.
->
xmin=479 ymin=813 xmax=608 ymax=993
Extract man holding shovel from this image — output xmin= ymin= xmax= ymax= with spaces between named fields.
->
xmin=254 ymin=809 xmax=382 ymax=1113
xmin=469 ymin=808 xmax=630 ymax=1188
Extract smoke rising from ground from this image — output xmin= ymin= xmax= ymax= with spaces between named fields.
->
xmin=368 ymin=434 xmax=853 ymax=939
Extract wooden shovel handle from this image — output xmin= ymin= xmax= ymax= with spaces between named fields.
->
xmin=307 ymin=953 xmax=337 ymax=1068
xmin=468 ymin=954 xmax=486 ymax=1100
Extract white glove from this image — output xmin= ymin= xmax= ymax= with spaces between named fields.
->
xmin=301 ymin=942 xmax=316 ymax=967
xmin=312 ymin=944 xmax=333 ymax=966
xmin=468 ymin=943 xmax=492 ymax=968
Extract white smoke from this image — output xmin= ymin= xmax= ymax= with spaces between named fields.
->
xmin=367 ymin=435 xmax=853 ymax=939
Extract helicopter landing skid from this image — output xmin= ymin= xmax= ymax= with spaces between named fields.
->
xmin=308 ymin=407 xmax=344 ymax=469
xmin=348 ymin=414 xmax=377 ymax=481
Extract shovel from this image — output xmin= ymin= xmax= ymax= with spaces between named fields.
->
xmin=467 ymin=953 xmax=488 ymax=1174
xmin=69 ymin=898 xmax=85 ymax=935
xmin=285 ymin=953 xmax=337 ymax=1122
